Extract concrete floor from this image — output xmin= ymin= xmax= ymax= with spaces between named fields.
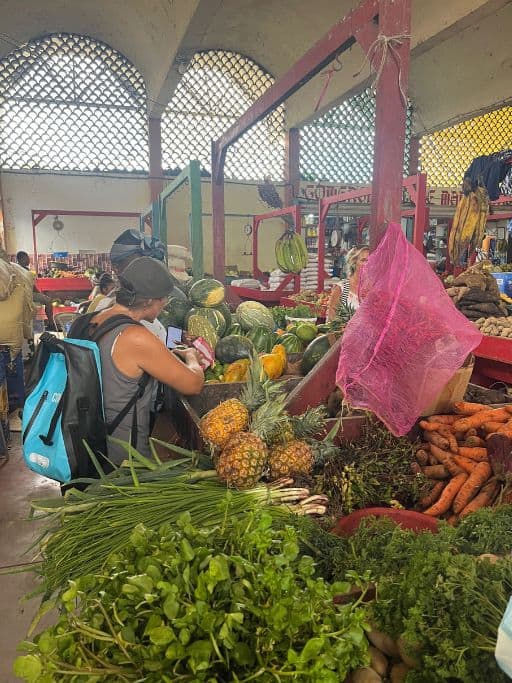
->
xmin=0 ymin=433 xmax=59 ymax=682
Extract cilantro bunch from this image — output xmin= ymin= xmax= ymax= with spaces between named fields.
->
xmin=15 ymin=512 xmax=370 ymax=682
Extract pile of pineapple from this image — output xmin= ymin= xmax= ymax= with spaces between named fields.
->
xmin=199 ymin=361 xmax=329 ymax=489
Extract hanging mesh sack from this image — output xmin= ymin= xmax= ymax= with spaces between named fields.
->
xmin=336 ymin=223 xmax=483 ymax=435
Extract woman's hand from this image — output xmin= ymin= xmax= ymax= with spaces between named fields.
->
xmin=173 ymin=347 xmax=202 ymax=365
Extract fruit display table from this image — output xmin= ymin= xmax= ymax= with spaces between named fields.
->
xmin=36 ymin=277 xmax=91 ymax=293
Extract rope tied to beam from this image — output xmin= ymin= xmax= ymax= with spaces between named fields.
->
xmin=354 ymin=33 xmax=411 ymax=107
xmin=314 ymin=55 xmax=344 ymax=113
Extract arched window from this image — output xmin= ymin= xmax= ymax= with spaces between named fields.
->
xmin=162 ymin=50 xmax=285 ymax=181
xmin=420 ymin=107 xmax=512 ymax=187
xmin=300 ymin=87 xmax=413 ymax=184
xmin=0 ymin=33 xmax=149 ymax=172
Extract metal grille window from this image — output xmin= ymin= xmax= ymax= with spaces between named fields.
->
xmin=300 ymin=88 xmax=413 ymax=183
xmin=420 ymin=107 xmax=512 ymax=187
xmin=0 ymin=33 xmax=149 ymax=172
xmin=162 ymin=51 xmax=285 ymax=181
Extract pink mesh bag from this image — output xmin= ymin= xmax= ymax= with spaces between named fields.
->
xmin=336 ymin=223 xmax=483 ymax=435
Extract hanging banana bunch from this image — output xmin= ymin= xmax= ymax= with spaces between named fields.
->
xmin=448 ymin=186 xmax=489 ymax=264
xmin=275 ymin=230 xmax=309 ymax=274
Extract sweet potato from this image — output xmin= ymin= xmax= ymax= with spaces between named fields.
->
xmin=367 ymin=631 xmax=400 ymax=659
xmin=352 ymin=668 xmax=382 ymax=683
xmin=391 ymin=663 xmax=411 ymax=683
xmin=368 ymin=646 xmax=388 ymax=677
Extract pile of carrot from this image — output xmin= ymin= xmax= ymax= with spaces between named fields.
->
xmin=415 ymin=401 xmax=509 ymax=524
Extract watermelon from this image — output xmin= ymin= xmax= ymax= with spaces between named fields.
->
xmin=226 ymin=322 xmax=243 ymax=336
xmin=189 ymin=278 xmax=225 ymax=308
xmin=215 ymin=335 xmax=255 ymax=364
xmin=187 ymin=314 xmax=218 ymax=349
xmin=295 ymin=322 xmax=318 ymax=343
xmin=276 ymin=333 xmax=304 ymax=353
xmin=236 ymin=301 xmax=274 ymax=331
xmin=185 ymin=307 xmax=227 ymax=336
xmin=246 ymin=325 xmax=274 ymax=353
xmin=301 ymin=334 xmax=336 ymax=374
xmin=159 ymin=297 xmax=192 ymax=328
xmin=214 ymin=302 xmax=232 ymax=330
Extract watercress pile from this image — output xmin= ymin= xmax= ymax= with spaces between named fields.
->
xmin=15 ymin=512 xmax=370 ymax=682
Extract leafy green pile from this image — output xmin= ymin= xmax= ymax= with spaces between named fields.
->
xmin=271 ymin=305 xmax=314 ymax=328
xmin=15 ymin=512 xmax=370 ymax=682
xmin=315 ymin=421 xmax=425 ymax=516
xmin=294 ymin=512 xmax=512 ymax=683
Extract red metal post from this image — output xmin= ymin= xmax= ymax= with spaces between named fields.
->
xmin=284 ymin=128 xmax=300 ymax=205
xmin=211 ymin=0 xmax=381 ymax=281
xmin=369 ymin=0 xmax=411 ymax=249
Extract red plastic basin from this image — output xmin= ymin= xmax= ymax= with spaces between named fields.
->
xmin=331 ymin=507 xmax=439 ymax=537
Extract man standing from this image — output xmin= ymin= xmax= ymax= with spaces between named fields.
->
xmin=16 ymin=251 xmax=56 ymax=330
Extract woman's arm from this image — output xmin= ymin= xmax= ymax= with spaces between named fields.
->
xmin=326 ymin=284 xmax=342 ymax=322
xmin=116 ymin=327 xmax=204 ymax=395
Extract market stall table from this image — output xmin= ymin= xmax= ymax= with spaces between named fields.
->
xmin=473 ymin=334 xmax=512 ymax=386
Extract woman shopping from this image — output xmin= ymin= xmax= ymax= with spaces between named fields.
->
xmin=326 ymin=245 xmax=369 ymax=322
xmin=69 ymin=256 xmax=204 ymax=466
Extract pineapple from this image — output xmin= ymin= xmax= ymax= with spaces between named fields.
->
xmin=200 ymin=398 xmax=249 ymax=448
xmin=216 ymin=432 xmax=268 ymax=489
xmin=200 ymin=358 xmax=283 ymax=449
xmin=215 ymin=386 xmax=289 ymax=489
xmin=268 ymin=440 xmax=314 ymax=480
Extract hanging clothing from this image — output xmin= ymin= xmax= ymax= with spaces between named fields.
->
xmin=464 ymin=153 xmax=510 ymax=201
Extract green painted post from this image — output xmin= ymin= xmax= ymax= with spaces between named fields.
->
xmin=151 ymin=199 xmax=161 ymax=241
xmin=188 ymin=160 xmax=203 ymax=279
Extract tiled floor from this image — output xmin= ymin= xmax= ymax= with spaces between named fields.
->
xmin=0 ymin=434 xmax=59 ymax=682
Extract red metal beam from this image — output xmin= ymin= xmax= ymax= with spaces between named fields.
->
xmin=370 ymin=0 xmax=411 ymax=248
xmin=211 ymin=0 xmax=381 ymax=280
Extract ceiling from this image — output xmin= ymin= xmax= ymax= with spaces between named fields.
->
xmin=0 ymin=0 xmax=511 ymax=134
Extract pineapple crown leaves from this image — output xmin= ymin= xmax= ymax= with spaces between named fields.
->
xmin=249 ymin=393 xmax=289 ymax=444
xmin=240 ymin=356 xmax=286 ymax=413
xmin=289 ymin=406 xmax=328 ymax=440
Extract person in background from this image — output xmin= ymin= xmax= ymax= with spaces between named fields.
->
xmin=16 ymin=251 xmax=56 ymax=330
xmin=87 ymin=273 xmax=115 ymax=313
xmin=69 ymin=257 xmax=204 ymax=465
xmin=326 ymin=245 xmax=369 ymax=322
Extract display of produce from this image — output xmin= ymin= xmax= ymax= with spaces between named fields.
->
xmin=275 ymin=230 xmax=309 ymax=273
xmin=446 ymin=262 xmax=508 ymax=321
xmin=185 ymin=306 xmax=227 ymax=336
xmin=186 ymin=313 xmax=218 ymax=349
xmin=215 ymin=335 xmax=255 ymax=364
xmin=301 ymin=332 xmax=338 ymax=374
xmin=475 ymin=315 xmax=512 ymax=337
xmin=246 ymin=325 xmax=274 ymax=353
xmin=158 ymin=296 xmax=192 ymax=327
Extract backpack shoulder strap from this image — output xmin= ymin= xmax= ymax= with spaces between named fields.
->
xmin=90 ymin=314 xmax=143 ymax=343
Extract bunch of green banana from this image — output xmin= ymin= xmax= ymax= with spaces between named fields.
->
xmin=275 ymin=231 xmax=309 ymax=274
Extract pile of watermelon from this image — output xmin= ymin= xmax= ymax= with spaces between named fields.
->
xmin=158 ymin=278 xmax=335 ymax=378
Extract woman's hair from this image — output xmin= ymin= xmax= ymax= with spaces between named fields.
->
xmin=346 ymin=245 xmax=369 ymax=276
xmin=115 ymin=281 xmax=149 ymax=309
xmin=99 ymin=273 xmax=114 ymax=294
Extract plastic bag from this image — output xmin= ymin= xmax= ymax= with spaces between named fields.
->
xmin=336 ymin=223 xmax=483 ymax=435
xmin=496 ymin=597 xmax=512 ymax=679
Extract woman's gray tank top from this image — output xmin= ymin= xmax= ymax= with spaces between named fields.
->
xmin=97 ymin=323 xmax=156 ymax=465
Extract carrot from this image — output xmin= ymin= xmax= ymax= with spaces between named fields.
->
xmin=441 ymin=429 xmax=459 ymax=454
xmin=497 ymin=420 xmax=512 ymax=433
xmin=424 ymin=473 xmax=468 ymax=516
xmin=429 ymin=445 xmax=464 ymax=476
xmin=422 ymin=465 xmax=449 ymax=479
xmin=464 ymin=436 xmax=485 ymax=448
xmin=415 ymin=449 xmax=429 ymax=466
xmin=410 ymin=462 xmax=422 ymax=475
xmin=424 ymin=431 xmax=450 ymax=450
xmin=446 ymin=514 xmax=459 ymax=526
xmin=453 ymin=431 xmax=466 ymax=443
xmin=464 ymin=428 xmax=478 ymax=438
xmin=428 ymin=453 xmax=438 ymax=465
xmin=453 ymin=461 xmax=492 ymax=513
xmin=452 ymin=408 xmax=512 ymax=432
xmin=452 ymin=455 xmax=478 ymax=474
xmin=459 ymin=481 xmax=499 ymax=518
xmin=420 ymin=420 xmax=447 ymax=432
xmin=457 ymin=446 xmax=488 ymax=462
xmin=454 ymin=401 xmax=488 ymax=415
xmin=483 ymin=421 xmax=505 ymax=434
xmin=427 ymin=415 xmax=458 ymax=425
xmin=418 ymin=481 xmax=445 ymax=510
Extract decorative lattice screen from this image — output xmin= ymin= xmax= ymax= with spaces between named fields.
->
xmin=420 ymin=106 xmax=512 ymax=187
xmin=162 ymin=50 xmax=285 ymax=181
xmin=300 ymin=87 xmax=413 ymax=184
xmin=0 ymin=33 xmax=149 ymax=172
